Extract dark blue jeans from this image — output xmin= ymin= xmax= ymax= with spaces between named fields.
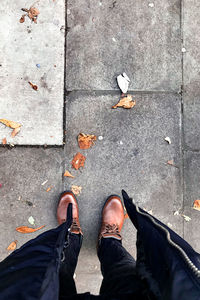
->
xmin=59 ymin=234 xmax=146 ymax=299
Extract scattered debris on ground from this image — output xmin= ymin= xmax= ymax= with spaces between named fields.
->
xmin=16 ymin=225 xmax=45 ymax=233
xmin=193 ymin=200 xmax=200 ymax=211
xmin=28 ymin=81 xmax=38 ymax=91
xmin=174 ymin=210 xmax=180 ymax=216
xmin=71 ymin=185 xmax=82 ymax=195
xmin=41 ymin=180 xmax=48 ymax=186
xmin=0 ymin=119 xmax=21 ymax=138
xmin=64 ymin=170 xmax=75 ymax=178
xmin=71 ymin=152 xmax=86 ymax=170
xmin=117 ymin=73 xmax=130 ymax=93
xmin=78 ymin=133 xmax=97 ymax=149
xmin=11 ymin=127 xmax=21 ymax=138
xmin=2 ymin=138 xmax=7 ymax=145
xmin=112 ymin=94 xmax=136 ymax=109
xmin=0 ymin=119 xmax=21 ymax=129
xmin=181 ymin=214 xmax=191 ymax=222
xmin=166 ymin=160 xmax=178 ymax=168
xmin=28 ymin=216 xmax=35 ymax=226
xmin=46 ymin=186 xmax=53 ymax=192
xmin=7 ymin=240 xmax=17 ymax=251
xmin=165 ymin=137 xmax=171 ymax=144
xmin=20 ymin=6 xmax=40 ymax=24
xmin=167 ymin=222 xmax=173 ymax=228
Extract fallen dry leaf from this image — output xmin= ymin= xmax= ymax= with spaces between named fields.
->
xmin=71 ymin=152 xmax=86 ymax=170
xmin=19 ymin=15 xmax=25 ymax=23
xmin=0 ymin=119 xmax=21 ymax=129
xmin=2 ymin=138 xmax=7 ymax=145
xmin=46 ymin=186 xmax=53 ymax=192
xmin=64 ymin=170 xmax=75 ymax=178
xmin=21 ymin=6 xmax=40 ymax=23
xmin=112 ymin=94 xmax=136 ymax=109
xmin=78 ymin=133 xmax=97 ymax=149
xmin=16 ymin=225 xmax=45 ymax=233
xmin=193 ymin=200 xmax=200 ymax=211
xmin=11 ymin=127 xmax=21 ymax=138
xmin=124 ymin=213 xmax=129 ymax=219
xmin=28 ymin=81 xmax=38 ymax=91
xmin=7 ymin=240 xmax=17 ymax=251
xmin=71 ymin=185 xmax=82 ymax=195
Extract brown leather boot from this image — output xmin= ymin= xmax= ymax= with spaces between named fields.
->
xmin=57 ymin=191 xmax=83 ymax=235
xmin=99 ymin=195 xmax=124 ymax=241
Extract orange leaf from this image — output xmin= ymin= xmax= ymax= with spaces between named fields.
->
xmin=167 ymin=160 xmax=174 ymax=166
xmin=16 ymin=225 xmax=45 ymax=233
xmin=71 ymin=152 xmax=86 ymax=170
xmin=28 ymin=7 xmax=40 ymax=19
xmin=7 ymin=240 xmax=18 ymax=251
xmin=46 ymin=186 xmax=53 ymax=192
xmin=193 ymin=200 xmax=200 ymax=211
xmin=112 ymin=95 xmax=136 ymax=109
xmin=64 ymin=170 xmax=75 ymax=178
xmin=19 ymin=15 xmax=25 ymax=23
xmin=124 ymin=213 xmax=129 ymax=219
xmin=2 ymin=137 xmax=7 ymax=145
xmin=11 ymin=127 xmax=21 ymax=138
xmin=28 ymin=81 xmax=38 ymax=90
xmin=0 ymin=119 xmax=21 ymax=129
xmin=71 ymin=185 xmax=82 ymax=195
xmin=78 ymin=133 xmax=97 ymax=150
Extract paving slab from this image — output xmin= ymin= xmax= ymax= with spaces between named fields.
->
xmin=0 ymin=147 xmax=63 ymax=261
xmin=66 ymin=0 xmax=181 ymax=91
xmin=183 ymin=0 xmax=200 ymax=149
xmin=64 ymin=91 xmax=183 ymax=293
xmin=183 ymin=151 xmax=200 ymax=253
xmin=0 ymin=0 xmax=65 ymax=145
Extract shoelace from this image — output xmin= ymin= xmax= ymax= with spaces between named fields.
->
xmin=102 ymin=224 xmax=121 ymax=236
xmin=71 ymin=218 xmax=81 ymax=231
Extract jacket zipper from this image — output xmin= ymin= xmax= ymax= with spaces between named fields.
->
xmin=136 ymin=205 xmax=200 ymax=279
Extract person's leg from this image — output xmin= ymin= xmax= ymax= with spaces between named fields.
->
xmin=97 ymin=195 xmax=146 ymax=297
xmin=57 ymin=191 xmax=83 ymax=299
xmin=59 ymin=233 xmax=83 ymax=299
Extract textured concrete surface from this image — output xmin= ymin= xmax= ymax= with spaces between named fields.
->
xmin=183 ymin=0 xmax=200 ymax=149
xmin=66 ymin=0 xmax=181 ymax=91
xmin=0 ymin=147 xmax=63 ymax=260
xmin=64 ymin=91 xmax=183 ymax=293
xmin=0 ymin=0 xmax=65 ymax=145
xmin=1 ymin=0 xmax=200 ymax=296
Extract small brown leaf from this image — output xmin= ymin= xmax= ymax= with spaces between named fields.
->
xmin=71 ymin=185 xmax=82 ymax=195
xmin=46 ymin=186 xmax=53 ymax=192
xmin=78 ymin=133 xmax=97 ymax=150
xmin=64 ymin=170 xmax=75 ymax=178
xmin=28 ymin=7 xmax=40 ymax=19
xmin=16 ymin=225 xmax=45 ymax=233
xmin=7 ymin=240 xmax=18 ymax=251
xmin=112 ymin=95 xmax=136 ymax=109
xmin=11 ymin=127 xmax=21 ymax=138
xmin=0 ymin=119 xmax=21 ymax=129
xmin=124 ymin=213 xmax=129 ymax=219
xmin=71 ymin=152 xmax=86 ymax=170
xmin=193 ymin=200 xmax=200 ymax=211
xmin=28 ymin=81 xmax=38 ymax=90
xmin=2 ymin=138 xmax=7 ymax=145
xmin=19 ymin=15 xmax=25 ymax=23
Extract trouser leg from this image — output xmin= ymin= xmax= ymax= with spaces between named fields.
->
xmin=97 ymin=237 xmax=144 ymax=296
xmin=59 ymin=232 xmax=83 ymax=299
